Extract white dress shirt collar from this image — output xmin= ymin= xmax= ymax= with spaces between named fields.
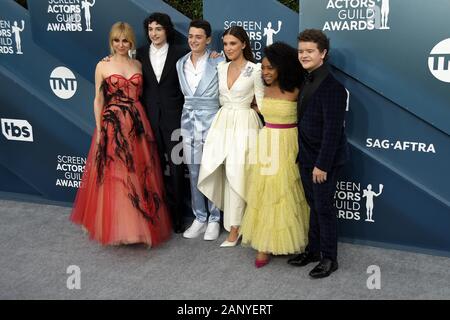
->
xmin=184 ymin=51 xmax=208 ymax=95
xmin=149 ymin=43 xmax=169 ymax=83
xmin=150 ymin=42 xmax=169 ymax=55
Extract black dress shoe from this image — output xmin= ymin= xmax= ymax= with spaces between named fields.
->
xmin=309 ymin=259 xmax=338 ymax=279
xmin=173 ymin=224 xmax=186 ymax=234
xmin=287 ymin=252 xmax=321 ymax=267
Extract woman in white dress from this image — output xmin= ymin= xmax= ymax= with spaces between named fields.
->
xmin=198 ymin=26 xmax=264 ymax=247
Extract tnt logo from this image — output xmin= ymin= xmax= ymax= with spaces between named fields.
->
xmin=1 ymin=118 xmax=33 ymax=142
xmin=49 ymin=66 xmax=77 ymax=99
xmin=428 ymin=38 xmax=450 ymax=83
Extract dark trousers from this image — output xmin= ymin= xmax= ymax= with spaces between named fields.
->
xmin=154 ymin=125 xmax=186 ymax=230
xmin=300 ymin=165 xmax=341 ymax=261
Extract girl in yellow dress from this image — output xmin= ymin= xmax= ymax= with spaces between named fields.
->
xmin=240 ymin=42 xmax=309 ymax=267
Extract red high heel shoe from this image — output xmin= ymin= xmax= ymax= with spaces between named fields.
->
xmin=255 ymin=258 xmax=270 ymax=268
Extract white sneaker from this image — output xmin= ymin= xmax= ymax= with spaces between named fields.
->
xmin=203 ymin=222 xmax=220 ymax=241
xmin=183 ymin=220 xmax=207 ymax=239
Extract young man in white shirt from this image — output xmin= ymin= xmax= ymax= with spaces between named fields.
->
xmin=136 ymin=13 xmax=189 ymax=234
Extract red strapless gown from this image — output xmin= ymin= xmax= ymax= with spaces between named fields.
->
xmin=70 ymin=73 xmax=171 ymax=246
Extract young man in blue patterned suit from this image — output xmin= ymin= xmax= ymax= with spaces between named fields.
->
xmin=288 ymin=29 xmax=349 ymax=278
xmin=176 ymin=20 xmax=223 ymax=241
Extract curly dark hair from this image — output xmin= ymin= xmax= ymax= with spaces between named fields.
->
xmin=143 ymin=12 xmax=175 ymax=44
xmin=297 ymin=29 xmax=330 ymax=60
xmin=263 ymin=42 xmax=303 ymax=92
xmin=222 ymin=26 xmax=255 ymax=63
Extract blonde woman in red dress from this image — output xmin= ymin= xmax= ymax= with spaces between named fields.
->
xmin=70 ymin=22 xmax=171 ymax=246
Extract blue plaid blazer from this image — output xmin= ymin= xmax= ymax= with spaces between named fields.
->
xmin=297 ymin=74 xmax=349 ymax=172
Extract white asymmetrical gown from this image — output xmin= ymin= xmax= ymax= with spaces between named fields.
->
xmin=198 ymin=60 xmax=264 ymax=231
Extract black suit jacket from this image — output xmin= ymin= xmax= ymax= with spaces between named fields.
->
xmin=297 ymin=73 xmax=349 ymax=172
xmin=136 ymin=44 xmax=188 ymax=133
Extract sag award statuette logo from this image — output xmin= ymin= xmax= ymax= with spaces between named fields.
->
xmin=335 ymin=181 xmax=384 ymax=222
xmin=81 ymin=0 xmax=95 ymax=31
xmin=323 ymin=0 xmax=390 ymax=31
xmin=263 ymin=21 xmax=282 ymax=46
xmin=11 ymin=20 xmax=25 ymax=54
xmin=47 ymin=0 xmax=96 ymax=32
xmin=362 ymin=184 xmax=383 ymax=222
xmin=223 ymin=19 xmax=283 ymax=60
xmin=378 ymin=0 xmax=390 ymax=29
xmin=0 ymin=19 xmax=25 ymax=55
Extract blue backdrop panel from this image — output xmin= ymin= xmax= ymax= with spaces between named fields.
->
xmin=204 ymin=0 xmax=298 ymax=61
xmin=28 ymin=0 xmax=190 ymax=81
xmin=299 ymin=0 xmax=450 ymax=134
xmin=299 ymin=0 xmax=450 ymax=253
xmin=1 ymin=0 xmax=449 ymax=255
xmin=0 ymin=0 xmax=189 ymax=202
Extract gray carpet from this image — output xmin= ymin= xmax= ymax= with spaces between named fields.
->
xmin=1 ymin=199 xmax=449 ymax=300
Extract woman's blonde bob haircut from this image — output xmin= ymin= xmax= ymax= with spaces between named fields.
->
xmin=109 ymin=22 xmax=136 ymax=55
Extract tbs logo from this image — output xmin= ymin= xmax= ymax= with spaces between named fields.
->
xmin=1 ymin=118 xmax=33 ymax=142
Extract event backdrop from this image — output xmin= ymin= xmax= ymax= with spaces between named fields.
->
xmin=204 ymin=0 xmax=298 ymax=61
xmin=297 ymin=0 xmax=450 ymax=254
xmin=0 ymin=0 xmax=190 ymax=203
xmin=1 ymin=0 xmax=449 ymax=255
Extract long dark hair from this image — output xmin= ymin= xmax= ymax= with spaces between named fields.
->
xmin=222 ymin=26 xmax=255 ymax=63
xmin=263 ymin=42 xmax=304 ymax=92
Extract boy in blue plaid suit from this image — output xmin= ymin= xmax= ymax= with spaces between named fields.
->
xmin=288 ymin=29 xmax=349 ymax=279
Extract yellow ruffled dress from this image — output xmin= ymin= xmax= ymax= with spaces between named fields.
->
xmin=240 ymin=98 xmax=309 ymax=254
